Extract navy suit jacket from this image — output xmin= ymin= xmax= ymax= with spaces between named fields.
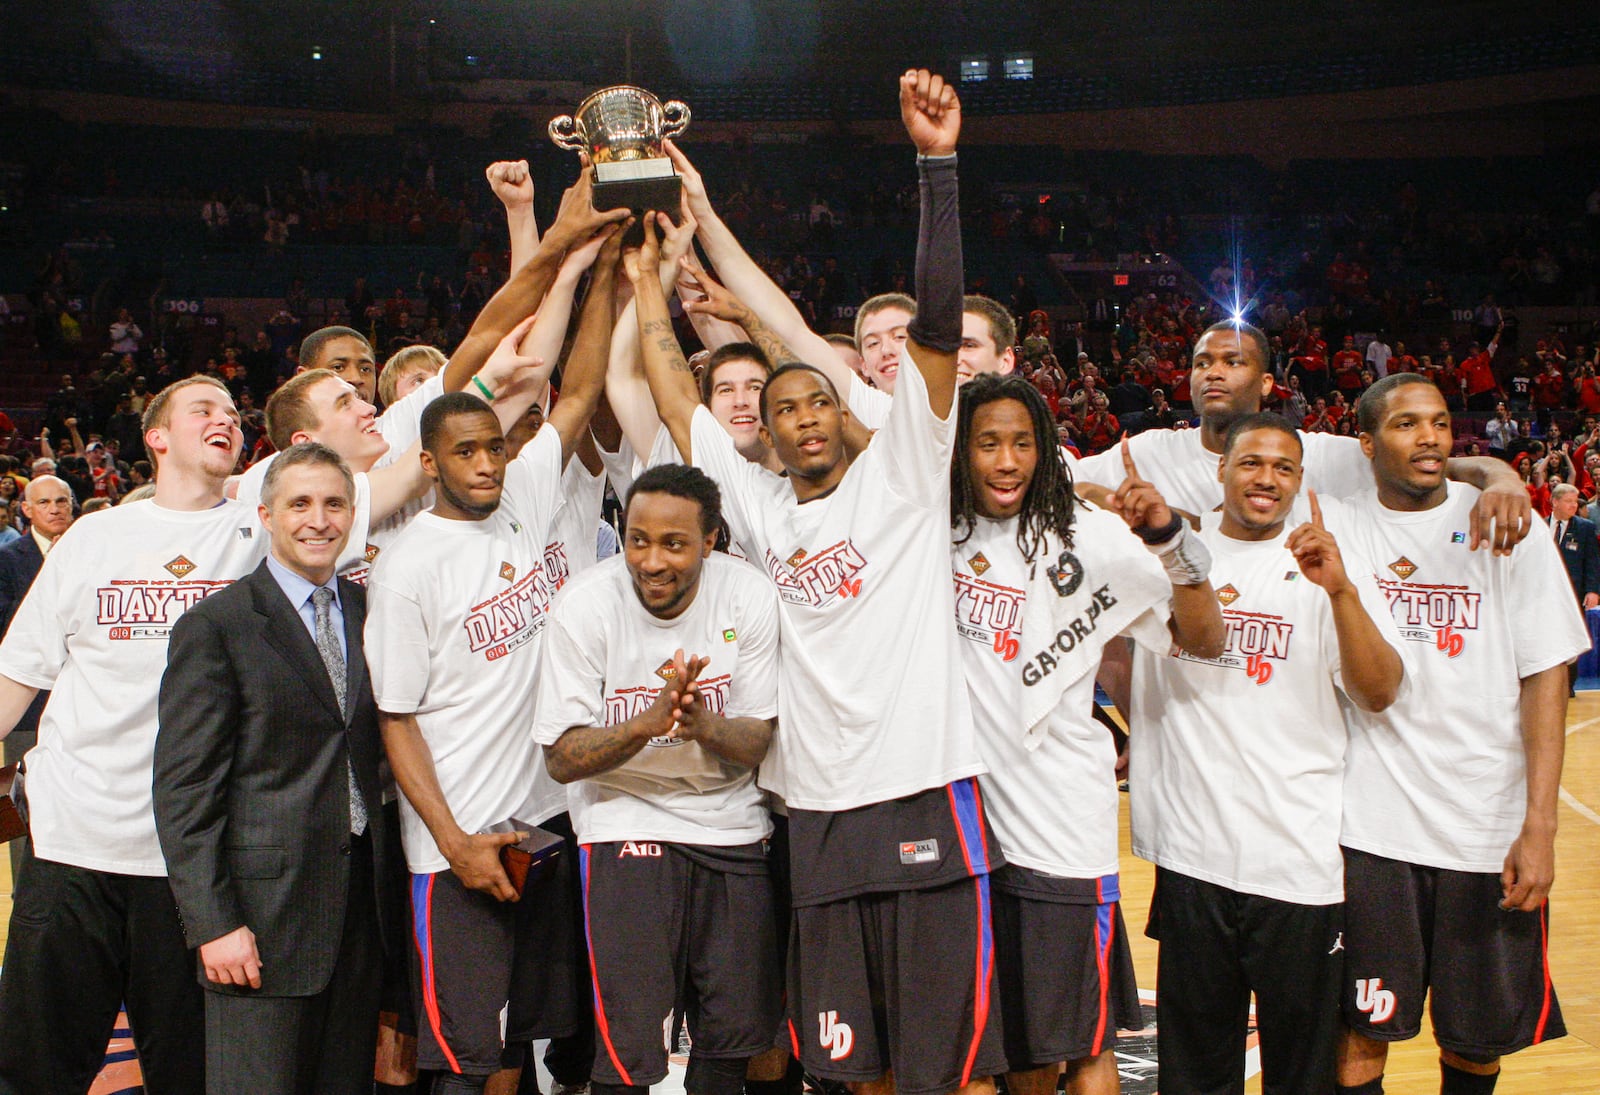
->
xmin=0 ymin=534 xmax=48 ymax=734
xmin=1553 ymin=514 xmax=1600 ymax=602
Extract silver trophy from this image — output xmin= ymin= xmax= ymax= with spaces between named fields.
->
xmin=549 ymin=86 xmax=691 ymax=234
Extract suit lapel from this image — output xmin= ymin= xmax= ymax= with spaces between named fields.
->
xmin=249 ymin=564 xmax=346 ymax=723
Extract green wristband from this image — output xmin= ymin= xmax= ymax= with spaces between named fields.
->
xmin=471 ymin=375 xmax=496 ymax=402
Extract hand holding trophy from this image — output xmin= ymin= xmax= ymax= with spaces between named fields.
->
xmin=549 ymin=86 xmax=691 ymax=244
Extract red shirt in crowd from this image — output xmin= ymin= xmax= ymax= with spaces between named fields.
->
xmin=1461 ymin=352 xmax=1498 ymax=397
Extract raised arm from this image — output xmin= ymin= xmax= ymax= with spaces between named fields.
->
xmin=899 ymin=67 xmax=964 ymax=416
xmin=487 ymin=159 xmax=540 ymax=276
xmin=441 ymin=168 xmax=628 ymax=393
xmin=622 ymin=215 xmax=702 ymax=462
xmin=1286 ymin=492 xmax=1403 ymax=712
xmin=680 ymin=259 xmax=798 ymax=366
xmin=665 ymin=141 xmax=850 ymax=388
xmin=543 ymin=224 xmax=627 ymax=466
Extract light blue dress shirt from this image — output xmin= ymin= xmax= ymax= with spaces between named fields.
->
xmin=264 ymin=554 xmax=346 ymax=662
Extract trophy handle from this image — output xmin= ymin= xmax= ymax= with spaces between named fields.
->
xmin=548 ymin=115 xmax=585 ymax=151
xmin=661 ymin=101 xmax=692 ymax=140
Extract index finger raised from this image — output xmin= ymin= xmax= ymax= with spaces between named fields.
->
xmin=1308 ymin=488 xmax=1325 ymax=528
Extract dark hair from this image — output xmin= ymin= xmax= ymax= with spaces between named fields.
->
xmin=1199 ymin=319 xmax=1270 ymax=369
xmin=963 ymin=294 xmax=1017 ymax=353
xmin=298 ymin=325 xmax=371 ymax=371
xmin=260 ymin=442 xmax=356 ymax=508
xmin=698 ymin=342 xmax=773 ymax=405
xmin=420 ymin=391 xmax=499 ymax=452
xmin=758 ymin=363 xmax=842 ymax=424
xmin=625 ymin=463 xmax=724 ymax=538
xmin=1356 ymin=372 xmax=1436 ymax=435
xmin=952 ymin=374 xmax=1076 ymax=564
xmin=1222 ymin=411 xmax=1303 ymax=458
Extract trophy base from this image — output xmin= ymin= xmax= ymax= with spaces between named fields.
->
xmin=592 ymin=174 xmax=682 ymax=246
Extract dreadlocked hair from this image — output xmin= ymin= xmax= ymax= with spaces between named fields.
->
xmin=952 ymin=373 xmax=1076 ymax=565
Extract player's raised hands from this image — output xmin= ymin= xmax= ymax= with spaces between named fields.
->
xmin=899 ymin=68 xmax=961 ymax=157
xmin=657 ymin=197 xmax=699 ymax=274
xmin=621 ymin=210 xmax=666 ymax=286
xmin=1110 ymin=437 xmax=1176 ymax=534
xmin=486 ymin=159 xmax=534 ymax=209
xmin=663 ymin=139 xmax=714 ymax=223
xmin=1285 ymin=490 xmax=1353 ymax=595
xmin=679 ymin=258 xmax=750 ymax=326
xmin=547 ymin=167 xmax=631 ymax=251
xmin=479 ymin=313 xmax=544 ymax=393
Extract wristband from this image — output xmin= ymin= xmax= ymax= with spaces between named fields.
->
xmin=1133 ymin=514 xmax=1183 ymax=544
xmin=471 ymin=376 xmax=496 ymax=403
xmin=1148 ymin=522 xmax=1212 ymax=587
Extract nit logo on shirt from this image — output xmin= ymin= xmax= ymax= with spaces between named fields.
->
xmin=1216 ymin=583 xmax=1240 ymax=606
xmin=1387 ymin=556 xmax=1418 ymax=580
xmin=765 ymin=540 xmax=869 ymax=606
xmin=164 ymin=555 xmax=196 ymax=578
xmin=499 ymin=562 xmax=516 ymax=582
xmin=655 ymin=659 xmax=679 ymax=681
xmin=968 ymin=551 xmax=991 ymax=577
xmin=364 ymin=544 xmax=380 ymax=564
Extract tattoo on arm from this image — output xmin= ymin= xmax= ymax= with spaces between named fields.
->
xmin=742 ymin=312 xmax=798 ymax=366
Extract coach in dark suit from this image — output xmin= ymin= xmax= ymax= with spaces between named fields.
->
xmin=1550 ymin=484 xmax=1600 ymax=607
xmin=155 ymin=443 xmax=392 ymax=1095
xmin=0 ymin=475 xmax=75 ymax=886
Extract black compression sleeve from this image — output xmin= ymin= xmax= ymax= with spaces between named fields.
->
xmin=906 ymin=153 xmax=963 ymax=354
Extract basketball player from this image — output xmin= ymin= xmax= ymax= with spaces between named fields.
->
xmin=366 ymin=219 xmax=625 ymax=1095
xmin=535 ymin=463 xmax=782 ymax=1095
xmin=0 ymin=376 xmax=261 ymax=1093
xmin=1073 ymin=321 xmax=1533 ymax=552
xmin=1332 ymin=375 xmax=1588 ymax=1095
xmin=950 ymin=374 xmax=1224 ymax=1095
xmin=1128 ymin=413 xmax=1406 ymax=1095
xmin=631 ymin=70 xmax=1006 ymax=1095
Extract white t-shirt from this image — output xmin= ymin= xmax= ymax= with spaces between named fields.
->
xmin=955 ymin=511 xmax=1170 ymax=880
xmin=365 ymin=428 xmax=569 ymax=873
xmin=235 ymin=453 xmax=375 ymax=581
xmin=0 ymin=499 xmax=266 ymax=875
xmin=546 ymin=452 xmax=606 ymax=589
xmin=1075 ymin=428 xmax=1372 ymax=517
xmin=1336 ymin=484 xmax=1589 ymax=871
xmin=691 ymin=353 xmax=983 ymax=811
xmin=847 ymin=374 xmax=893 ymax=432
xmin=534 ymin=553 xmax=780 ymax=845
xmin=367 ymin=372 xmax=448 ymax=565
xmin=1128 ymin=510 xmax=1405 ymax=905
